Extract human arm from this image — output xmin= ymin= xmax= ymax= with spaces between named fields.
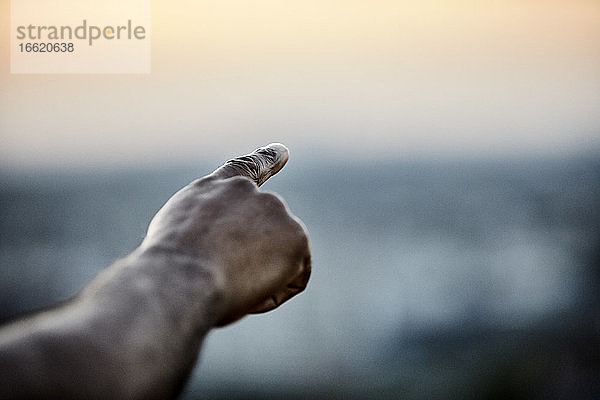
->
xmin=0 ymin=143 xmax=311 ymax=399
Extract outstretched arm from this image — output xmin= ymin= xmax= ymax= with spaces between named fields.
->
xmin=0 ymin=143 xmax=311 ymax=400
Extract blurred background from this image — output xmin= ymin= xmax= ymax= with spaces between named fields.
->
xmin=1 ymin=0 xmax=599 ymax=398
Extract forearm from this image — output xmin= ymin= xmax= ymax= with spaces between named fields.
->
xmin=0 ymin=143 xmax=310 ymax=399
xmin=0 ymin=247 xmax=222 ymax=400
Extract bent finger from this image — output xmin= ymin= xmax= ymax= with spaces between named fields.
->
xmin=249 ymin=253 xmax=311 ymax=314
xmin=210 ymin=143 xmax=290 ymax=187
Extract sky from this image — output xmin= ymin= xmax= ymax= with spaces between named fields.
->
xmin=1 ymin=0 xmax=599 ymax=168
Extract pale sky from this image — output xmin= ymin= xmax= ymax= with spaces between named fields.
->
xmin=1 ymin=0 xmax=599 ymax=168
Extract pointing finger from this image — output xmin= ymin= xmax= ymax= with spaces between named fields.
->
xmin=210 ymin=143 xmax=290 ymax=187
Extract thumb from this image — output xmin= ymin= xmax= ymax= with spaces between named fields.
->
xmin=210 ymin=143 xmax=290 ymax=187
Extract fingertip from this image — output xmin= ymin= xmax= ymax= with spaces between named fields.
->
xmin=209 ymin=143 xmax=290 ymax=186
xmin=258 ymin=143 xmax=289 ymax=181
xmin=266 ymin=143 xmax=290 ymax=165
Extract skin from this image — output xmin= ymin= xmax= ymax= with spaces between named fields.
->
xmin=0 ymin=143 xmax=311 ymax=399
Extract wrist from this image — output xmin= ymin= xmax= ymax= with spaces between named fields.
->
xmin=65 ymin=245 xmax=225 ymax=399
xmin=134 ymin=245 xmax=225 ymax=329
xmin=82 ymin=244 xmax=225 ymax=334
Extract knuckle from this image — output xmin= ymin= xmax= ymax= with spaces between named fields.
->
xmin=223 ymin=176 xmax=257 ymax=192
xmin=290 ymin=215 xmax=309 ymax=243
xmin=258 ymin=192 xmax=287 ymax=212
xmin=287 ymin=252 xmax=311 ymax=294
xmin=189 ymin=176 xmax=217 ymax=190
xmin=287 ymin=217 xmax=310 ymax=261
xmin=302 ymin=252 xmax=312 ymax=282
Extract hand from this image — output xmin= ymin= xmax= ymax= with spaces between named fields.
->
xmin=141 ymin=143 xmax=311 ymax=326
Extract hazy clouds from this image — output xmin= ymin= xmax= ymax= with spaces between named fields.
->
xmin=1 ymin=0 xmax=599 ymax=167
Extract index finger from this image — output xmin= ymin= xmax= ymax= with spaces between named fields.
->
xmin=210 ymin=143 xmax=290 ymax=187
